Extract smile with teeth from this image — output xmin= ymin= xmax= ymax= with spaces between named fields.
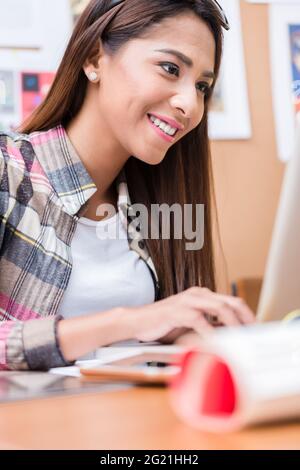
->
xmin=148 ymin=114 xmax=178 ymax=137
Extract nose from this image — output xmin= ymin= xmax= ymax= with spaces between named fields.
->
xmin=169 ymin=84 xmax=203 ymax=124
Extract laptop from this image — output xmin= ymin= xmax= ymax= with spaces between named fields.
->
xmin=256 ymin=112 xmax=300 ymax=322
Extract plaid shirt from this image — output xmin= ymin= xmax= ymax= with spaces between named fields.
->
xmin=0 ymin=125 xmax=160 ymax=371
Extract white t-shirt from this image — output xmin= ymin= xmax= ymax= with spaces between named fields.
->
xmin=56 ymin=211 xmax=155 ymax=319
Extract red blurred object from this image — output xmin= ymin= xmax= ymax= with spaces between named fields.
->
xmin=201 ymin=360 xmax=236 ymax=416
xmin=169 ymin=349 xmax=238 ymax=432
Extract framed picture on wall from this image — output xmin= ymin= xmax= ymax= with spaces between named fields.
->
xmin=208 ymin=0 xmax=252 ymax=140
xmin=269 ymin=3 xmax=300 ymax=162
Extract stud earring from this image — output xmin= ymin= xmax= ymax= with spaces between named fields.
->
xmin=88 ymin=71 xmax=98 ymax=82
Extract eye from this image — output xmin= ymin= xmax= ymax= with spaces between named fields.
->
xmin=159 ymin=62 xmax=211 ymax=96
xmin=159 ymin=62 xmax=180 ymax=77
xmin=196 ymin=82 xmax=211 ymax=96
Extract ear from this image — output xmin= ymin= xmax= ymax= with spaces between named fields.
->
xmin=83 ymin=39 xmax=105 ymax=80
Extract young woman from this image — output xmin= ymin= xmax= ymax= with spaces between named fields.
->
xmin=0 ymin=0 xmax=255 ymax=371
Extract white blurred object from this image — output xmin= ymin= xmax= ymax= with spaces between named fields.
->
xmin=257 ymin=112 xmax=300 ymax=321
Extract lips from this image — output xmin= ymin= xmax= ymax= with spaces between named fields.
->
xmin=148 ymin=113 xmax=184 ymax=131
xmin=147 ymin=114 xmax=177 ymax=143
xmin=147 ymin=114 xmax=179 ymax=136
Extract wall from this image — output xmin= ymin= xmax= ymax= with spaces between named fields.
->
xmin=0 ymin=0 xmax=72 ymax=71
xmin=212 ymin=1 xmax=285 ymax=292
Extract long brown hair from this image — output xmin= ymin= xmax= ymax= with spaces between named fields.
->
xmin=19 ymin=0 xmax=226 ymax=299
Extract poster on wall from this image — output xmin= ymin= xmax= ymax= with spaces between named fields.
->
xmin=21 ymin=72 xmax=56 ymax=121
xmin=290 ymin=25 xmax=300 ymax=114
xmin=270 ymin=4 xmax=300 ymax=161
xmin=0 ymin=70 xmax=20 ymax=131
xmin=0 ymin=0 xmax=42 ymax=48
xmin=208 ymin=0 xmax=252 ymax=140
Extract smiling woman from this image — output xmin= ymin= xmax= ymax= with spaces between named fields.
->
xmin=19 ymin=0 xmax=225 ymax=299
xmin=0 ymin=0 xmax=256 ymax=372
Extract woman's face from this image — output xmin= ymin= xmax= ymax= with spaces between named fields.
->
xmin=90 ymin=11 xmax=216 ymax=165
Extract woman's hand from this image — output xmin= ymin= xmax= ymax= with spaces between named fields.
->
xmin=125 ymin=287 xmax=256 ymax=343
xmin=57 ymin=287 xmax=256 ymax=362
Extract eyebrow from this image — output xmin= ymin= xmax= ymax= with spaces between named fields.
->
xmin=154 ymin=48 xmax=215 ymax=81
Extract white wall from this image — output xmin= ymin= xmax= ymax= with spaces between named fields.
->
xmin=0 ymin=0 xmax=73 ymax=128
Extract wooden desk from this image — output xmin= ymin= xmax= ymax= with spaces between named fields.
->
xmin=0 ymin=387 xmax=300 ymax=450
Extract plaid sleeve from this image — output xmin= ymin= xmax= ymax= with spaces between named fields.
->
xmin=0 ymin=144 xmax=75 ymax=371
xmin=0 ymin=143 xmax=9 ymax=247
xmin=0 ymin=316 xmax=75 ymax=371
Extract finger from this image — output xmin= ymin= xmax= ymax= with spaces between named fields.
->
xmin=194 ymin=299 xmax=241 ymax=326
xmin=187 ymin=288 xmax=242 ymax=326
xmin=202 ymin=312 xmax=224 ymax=327
xmin=206 ymin=304 xmax=241 ymax=326
xmin=175 ymin=332 xmax=204 ymax=347
xmin=191 ymin=288 xmax=256 ymax=324
xmin=189 ymin=298 xmax=242 ymax=326
xmin=211 ymin=294 xmax=256 ymax=324
xmin=176 ymin=309 xmax=215 ymax=334
xmin=192 ymin=314 xmax=215 ymax=335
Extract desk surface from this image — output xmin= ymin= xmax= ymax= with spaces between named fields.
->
xmin=0 ymin=386 xmax=300 ymax=450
